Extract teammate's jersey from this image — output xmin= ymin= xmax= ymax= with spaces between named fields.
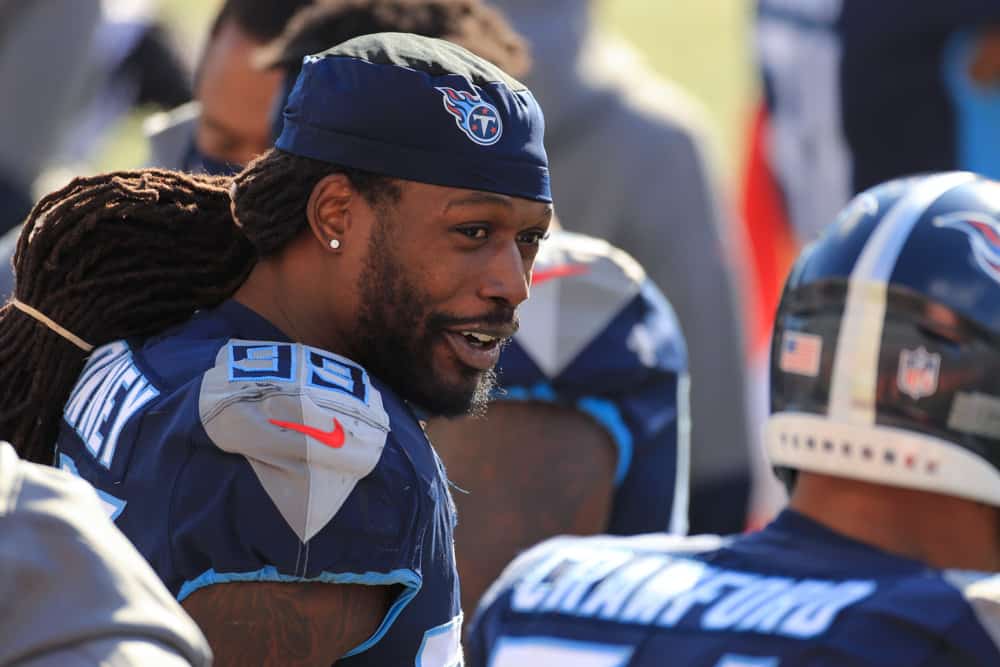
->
xmin=469 ymin=510 xmax=1000 ymax=667
xmin=54 ymin=299 xmax=463 ymax=666
xmin=497 ymin=230 xmax=689 ymax=535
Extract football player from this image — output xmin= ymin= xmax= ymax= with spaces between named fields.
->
xmin=429 ymin=227 xmax=689 ymax=615
xmin=468 ymin=173 xmax=1000 ymax=666
xmin=0 ymin=34 xmax=552 ymax=666
xmin=259 ymin=9 xmax=690 ymax=619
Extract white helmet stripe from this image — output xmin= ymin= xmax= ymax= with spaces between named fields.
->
xmin=828 ymin=172 xmax=975 ymax=424
xmin=766 ymin=413 xmax=1000 ymax=507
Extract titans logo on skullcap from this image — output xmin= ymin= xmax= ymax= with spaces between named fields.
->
xmin=436 ymin=86 xmax=503 ymax=146
xmin=934 ymin=211 xmax=1000 ymax=284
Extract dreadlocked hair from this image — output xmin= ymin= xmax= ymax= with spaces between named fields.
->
xmin=2 ymin=156 xmax=398 ymax=464
xmin=0 ymin=169 xmax=255 ymax=464
xmin=231 ymin=147 xmax=400 ymax=256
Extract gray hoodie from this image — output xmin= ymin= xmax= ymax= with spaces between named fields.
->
xmin=0 ymin=442 xmax=211 ymax=666
xmin=492 ymin=0 xmax=753 ymax=525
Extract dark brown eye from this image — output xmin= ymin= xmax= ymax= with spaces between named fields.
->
xmin=457 ymin=225 xmax=489 ymax=240
xmin=517 ymin=230 xmax=548 ymax=246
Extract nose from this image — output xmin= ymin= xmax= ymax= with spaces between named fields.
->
xmin=478 ymin=241 xmax=530 ymax=307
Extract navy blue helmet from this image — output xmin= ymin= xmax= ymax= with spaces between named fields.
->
xmin=767 ymin=172 xmax=1000 ymax=505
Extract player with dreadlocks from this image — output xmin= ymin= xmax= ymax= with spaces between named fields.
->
xmin=244 ymin=2 xmax=690 ymax=632
xmin=0 ymin=170 xmax=252 ymax=465
xmin=5 ymin=33 xmax=552 ymax=667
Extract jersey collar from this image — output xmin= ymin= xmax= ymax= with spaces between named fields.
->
xmin=765 ymin=509 xmax=929 ymax=574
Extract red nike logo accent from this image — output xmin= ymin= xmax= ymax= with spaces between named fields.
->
xmin=530 ymin=264 xmax=589 ymax=286
xmin=268 ymin=417 xmax=346 ymax=448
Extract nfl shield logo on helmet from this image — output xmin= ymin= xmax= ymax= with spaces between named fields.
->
xmin=897 ymin=347 xmax=941 ymax=400
xmin=436 ymin=86 xmax=503 ymax=146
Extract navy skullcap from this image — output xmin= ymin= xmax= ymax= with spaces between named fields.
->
xmin=275 ymin=32 xmax=551 ymax=203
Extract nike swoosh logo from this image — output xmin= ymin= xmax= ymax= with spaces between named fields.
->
xmin=268 ymin=417 xmax=346 ymax=448
xmin=531 ymin=264 xmax=589 ymax=286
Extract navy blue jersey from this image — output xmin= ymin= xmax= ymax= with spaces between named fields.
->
xmin=497 ymin=230 xmax=689 ymax=535
xmin=469 ymin=510 xmax=1000 ymax=666
xmin=756 ymin=0 xmax=1000 ymax=243
xmin=54 ymin=300 xmax=463 ymax=666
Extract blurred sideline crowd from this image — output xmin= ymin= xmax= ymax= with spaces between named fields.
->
xmin=1 ymin=0 xmax=999 ymax=665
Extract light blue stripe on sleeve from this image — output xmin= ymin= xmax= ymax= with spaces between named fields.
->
xmin=497 ymin=383 xmax=557 ymax=402
xmin=58 ymin=453 xmax=127 ymax=520
xmin=576 ymin=397 xmax=633 ymax=486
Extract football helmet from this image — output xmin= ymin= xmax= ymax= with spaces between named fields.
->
xmin=766 ymin=172 xmax=1000 ymax=505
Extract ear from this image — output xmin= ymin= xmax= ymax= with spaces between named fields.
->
xmin=306 ymin=174 xmax=354 ymax=251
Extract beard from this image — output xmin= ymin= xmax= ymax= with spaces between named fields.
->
xmin=350 ymin=222 xmax=507 ymax=417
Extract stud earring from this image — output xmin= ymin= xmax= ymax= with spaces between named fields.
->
xmin=329 ymin=239 xmax=341 ymax=250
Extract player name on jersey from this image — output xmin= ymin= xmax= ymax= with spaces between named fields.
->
xmin=63 ymin=341 xmax=159 ymax=469
xmin=509 ymin=547 xmax=875 ymax=639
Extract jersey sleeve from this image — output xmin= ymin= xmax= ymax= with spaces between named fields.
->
xmin=170 ymin=341 xmax=425 ymax=634
xmin=499 ymin=232 xmax=690 ymax=534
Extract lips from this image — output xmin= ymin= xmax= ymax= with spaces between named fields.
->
xmin=441 ymin=327 xmax=511 ymax=371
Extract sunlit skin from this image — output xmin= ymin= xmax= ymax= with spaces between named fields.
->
xmin=234 ymin=176 xmax=553 ymax=410
xmin=183 ymin=581 xmax=391 ymax=667
xmin=195 ymin=20 xmax=282 ymax=166
xmin=428 ymin=401 xmax=616 ymax=618
xmin=791 ymin=471 xmax=1000 ymax=572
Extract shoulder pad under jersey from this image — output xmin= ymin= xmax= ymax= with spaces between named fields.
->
xmin=199 ymin=339 xmax=391 ymax=542
xmin=511 ymin=229 xmax=686 ymax=382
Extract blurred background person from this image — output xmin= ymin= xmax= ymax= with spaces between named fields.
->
xmin=492 ymin=0 xmax=755 ymax=535
xmin=468 ymin=173 xmax=1000 ymax=667
xmin=429 ymin=227 xmax=689 ymax=616
xmin=0 ymin=441 xmax=211 ymax=666
xmin=0 ymin=0 xmax=308 ymax=300
xmin=258 ymin=0 xmax=531 ymax=140
xmin=144 ymin=0 xmax=314 ymax=173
